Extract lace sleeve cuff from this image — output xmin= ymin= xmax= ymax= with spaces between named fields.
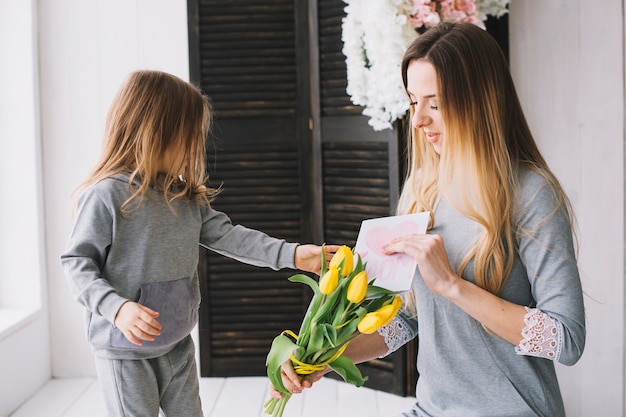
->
xmin=515 ymin=306 xmax=563 ymax=361
xmin=376 ymin=314 xmax=415 ymax=357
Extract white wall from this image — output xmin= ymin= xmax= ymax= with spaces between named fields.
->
xmin=1 ymin=2 xmax=191 ymax=410
xmin=0 ymin=1 xmax=50 ymax=415
xmin=510 ymin=1 xmax=624 ymax=416
xmin=0 ymin=0 xmax=623 ymax=416
xmin=38 ymin=0 xmax=192 ymax=377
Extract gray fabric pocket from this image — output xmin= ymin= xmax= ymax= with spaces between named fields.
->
xmin=111 ymin=277 xmax=199 ymax=349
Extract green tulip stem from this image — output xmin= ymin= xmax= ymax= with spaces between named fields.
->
xmin=334 ymin=302 xmax=356 ymax=326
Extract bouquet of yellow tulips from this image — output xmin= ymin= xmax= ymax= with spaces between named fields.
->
xmin=264 ymin=245 xmax=403 ymax=417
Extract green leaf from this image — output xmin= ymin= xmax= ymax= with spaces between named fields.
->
xmin=289 ymin=274 xmax=321 ymax=296
xmin=321 ymin=322 xmax=337 ymax=347
xmin=297 ymin=293 xmax=323 ymax=347
xmin=365 ymin=283 xmax=398 ymax=299
xmin=309 ymin=323 xmax=340 ymax=363
xmin=355 ymin=255 xmax=364 ymax=273
xmin=307 ymin=322 xmax=324 ymax=354
xmin=363 ymin=292 xmax=398 ymax=313
xmin=331 ymin=297 xmax=348 ymax=327
xmin=329 ymin=355 xmax=368 ymax=387
xmin=335 ymin=314 xmax=361 ymax=342
xmin=265 ymin=334 xmax=301 ymax=395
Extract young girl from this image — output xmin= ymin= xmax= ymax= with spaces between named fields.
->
xmin=273 ymin=23 xmax=586 ymax=417
xmin=61 ymin=70 xmax=335 ymax=417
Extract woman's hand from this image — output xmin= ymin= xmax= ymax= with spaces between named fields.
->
xmin=295 ymin=244 xmax=341 ymax=275
xmin=384 ymin=234 xmax=528 ymax=345
xmin=268 ymin=360 xmax=327 ymax=399
xmin=383 ymin=234 xmax=459 ymax=296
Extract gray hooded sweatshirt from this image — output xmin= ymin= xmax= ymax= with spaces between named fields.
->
xmin=61 ymin=172 xmax=297 ymax=360
xmin=385 ymin=168 xmax=585 ymax=417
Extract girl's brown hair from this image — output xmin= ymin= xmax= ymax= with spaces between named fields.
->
xmin=398 ymin=22 xmax=575 ymax=296
xmin=77 ymin=70 xmax=218 ymax=211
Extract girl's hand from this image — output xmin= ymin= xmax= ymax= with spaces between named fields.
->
xmin=383 ymin=234 xmax=458 ymax=296
xmin=295 ymin=244 xmax=341 ymax=275
xmin=114 ymin=301 xmax=162 ymax=345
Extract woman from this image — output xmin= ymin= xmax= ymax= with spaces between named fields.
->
xmin=273 ymin=22 xmax=585 ymax=417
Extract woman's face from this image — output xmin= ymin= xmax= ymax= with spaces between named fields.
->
xmin=406 ymin=59 xmax=444 ymax=154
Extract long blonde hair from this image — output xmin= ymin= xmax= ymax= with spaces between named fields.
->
xmin=76 ymin=70 xmax=218 ymax=211
xmin=398 ymin=23 xmax=575 ymax=297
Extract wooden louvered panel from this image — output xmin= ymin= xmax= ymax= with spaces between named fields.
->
xmin=203 ymin=257 xmax=307 ymax=376
xmin=323 ymin=141 xmax=391 ymax=245
xmin=207 ymin=143 xmax=301 ymax=238
xmin=196 ymin=0 xmax=305 ymax=377
xmin=203 ymin=138 xmax=305 ymax=376
xmin=195 ymin=1 xmax=305 ymax=366
xmin=315 ymin=0 xmax=412 ymax=398
xmin=319 ymin=120 xmax=408 ymax=395
xmin=318 ymin=0 xmax=361 ymax=116
xmin=190 ymin=0 xmax=506 ymax=397
xmin=198 ymin=0 xmax=296 ymax=118
xmin=192 ymin=0 xmax=415 ymax=396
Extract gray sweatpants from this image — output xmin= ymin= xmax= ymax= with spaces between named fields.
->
xmin=94 ymin=335 xmax=203 ymax=417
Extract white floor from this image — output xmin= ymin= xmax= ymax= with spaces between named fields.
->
xmin=9 ymin=376 xmax=416 ymax=417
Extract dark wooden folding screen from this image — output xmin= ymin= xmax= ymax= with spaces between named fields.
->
xmin=187 ymin=0 xmax=507 ymax=398
xmin=187 ymin=0 xmax=415 ymax=396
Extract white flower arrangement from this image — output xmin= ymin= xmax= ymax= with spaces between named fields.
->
xmin=341 ymin=0 xmax=509 ymax=131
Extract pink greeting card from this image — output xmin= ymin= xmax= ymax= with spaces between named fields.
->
xmin=354 ymin=212 xmax=430 ymax=292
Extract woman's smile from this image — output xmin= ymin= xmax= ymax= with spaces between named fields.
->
xmin=425 ymin=132 xmax=440 ymax=144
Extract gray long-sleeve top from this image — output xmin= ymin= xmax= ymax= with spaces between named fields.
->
xmin=61 ymin=173 xmax=298 ymax=360
xmin=386 ymin=168 xmax=585 ymax=417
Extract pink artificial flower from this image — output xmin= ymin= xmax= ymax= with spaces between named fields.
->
xmin=461 ymin=14 xmax=482 ymax=25
xmin=423 ymin=11 xmax=441 ymax=27
xmin=405 ymin=0 xmax=437 ymax=29
xmin=439 ymin=0 xmax=477 ymax=22
xmin=456 ymin=0 xmax=478 ymax=15
xmin=404 ymin=0 xmax=481 ymax=30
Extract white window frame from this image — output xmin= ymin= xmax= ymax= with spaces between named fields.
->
xmin=0 ymin=0 xmax=45 ymax=340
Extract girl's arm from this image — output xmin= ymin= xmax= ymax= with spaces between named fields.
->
xmin=61 ymin=188 xmax=128 ymax=323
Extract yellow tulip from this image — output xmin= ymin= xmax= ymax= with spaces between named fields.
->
xmin=377 ymin=296 xmax=403 ymax=327
xmin=357 ymin=312 xmax=385 ymax=334
xmin=357 ymin=296 xmax=403 ymax=334
xmin=329 ymin=245 xmax=354 ymax=276
xmin=346 ymin=271 xmax=368 ymax=303
xmin=319 ymin=267 xmax=339 ymax=295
